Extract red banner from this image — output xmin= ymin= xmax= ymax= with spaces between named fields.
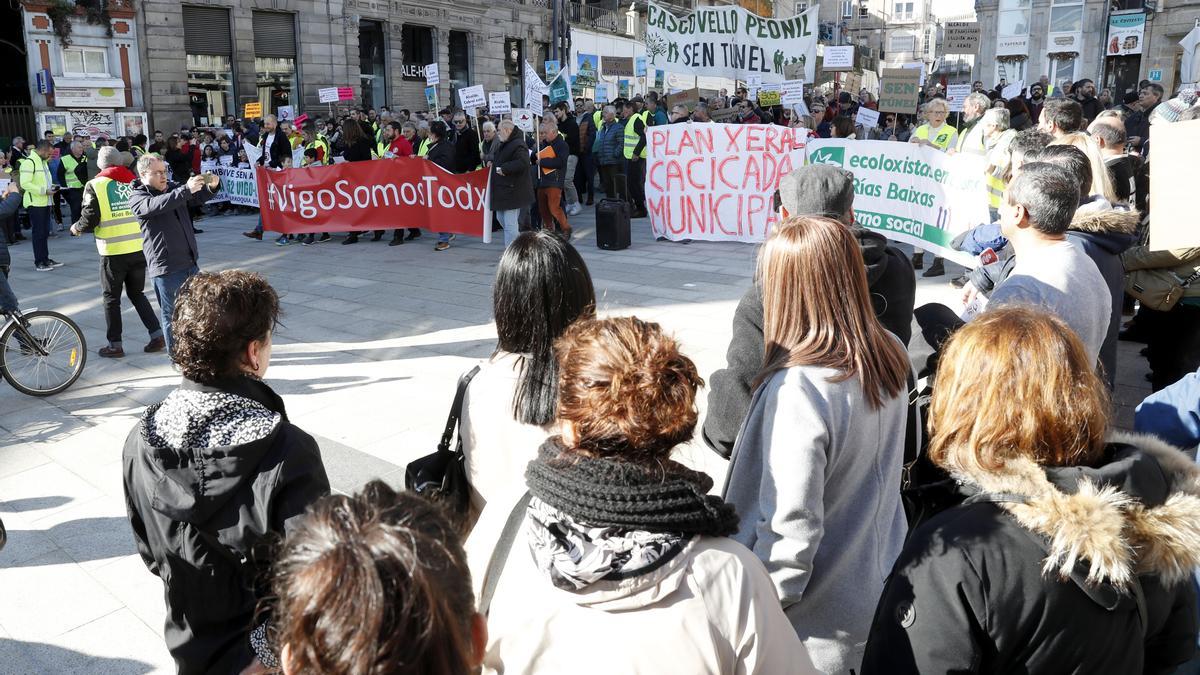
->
xmin=256 ymin=157 xmax=491 ymax=238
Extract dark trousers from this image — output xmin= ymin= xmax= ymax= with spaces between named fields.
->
xmin=599 ymin=164 xmax=625 ymax=200
xmin=27 ymin=206 xmax=50 ymax=265
xmin=625 ymin=158 xmax=645 ymax=212
xmin=575 ymin=153 xmax=595 ymax=201
xmin=63 ymin=188 xmax=83 ymax=227
xmin=101 ymin=252 xmax=162 ymax=347
xmin=1144 ymin=304 xmax=1200 ymax=391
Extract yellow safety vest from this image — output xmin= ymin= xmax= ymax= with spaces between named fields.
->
xmin=89 ymin=176 xmax=144 ymax=256
xmin=623 ymin=112 xmax=649 ymax=160
xmin=19 ymin=152 xmax=50 ymax=208
xmin=913 ymin=123 xmax=958 ymax=151
xmin=986 ymin=169 xmax=1006 ymax=210
xmin=305 ymin=137 xmax=330 ymax=164
xmin=61 ymin=154 xmax=86 ymax=189
xmin=592 ymin=110 xmax=602 ymax=134
xmin=375 ymin=140 xmax=389 ymax=159
xmin=417 ymin=138 xmax=431 ymax=157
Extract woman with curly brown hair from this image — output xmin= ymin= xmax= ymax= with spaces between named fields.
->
xmin=466 ymin=316 xmax=814 ymax=674
xmin=862 ymin=306 xmax=1200 ymax=674
xmin=123 ymin=269 xmax=329 ymax=675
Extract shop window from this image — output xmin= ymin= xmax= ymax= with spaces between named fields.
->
xmin=62 ymin=47 xmax=108 ymax=77
xmin=403 ymin=24 xmax=435 ymax=80
xmin=449 ymin=31 xmax=471 ymax=100
xmin=253 ymin=11 xmax=298 ymax=117
xmin=183 ymin=5 xmax=235 ymax=125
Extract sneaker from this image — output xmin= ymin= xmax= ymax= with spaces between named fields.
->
xmin=144 ymin=336 xmax=166 ymax=353
xmin=911 ymin=252 xmax=924 ymax=270
xmin=47 ymin=259 xmax=64 ymax=268
xmin=448 ymin=234 xmax=457 ymax=242
xmin=317 ymin=233 xmax=332 ymax=243
xmin=243 ymin=230 xmax=263 ymax=240
xmin=99 ymin=345 xmax=125 ymax=358
xmin=35 ymin=262 xmax=52 ymax=272
xmin=434 ymin=241 xmax=450 ymax=251
xmin=405 ymin=230 xmax=421 ymax=241
xmin=192 ymin=228 xmax=204 ymax=234
xmin=301 ymin=235 xmax=314 ymax=246
xmin=388 ymin=236 xmax=405 ymax=246
xmin=342 ymin=235 xmax=359 ymax=245
xmin=276 ymin=235 xmax=289 ymax=246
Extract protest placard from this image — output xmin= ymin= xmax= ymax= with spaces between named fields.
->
xmin=277 ymin=106 xmax=294 ymax=121
xmin=878 ymin=68 xmax=921 ymax=114
xmin=946 ymin=84 xmax=972 ymax=112
xmin=545 ymin=60 xmax=560 ymax=81
xmin=576 ymin=54 xmax=599 ymax=87
xmin=512 ymin=109 xmax=536 ymax=132
xmin=666 ymin=87 xmax=701 ymax=110
xmin=258 ymin=158 xmax=492 ymax=241
xmin=635 ymin=56 xmax=648 ymax=77
xmin=337 ymin=87 xmax=354 ymax=101
xmin=458 ymin=85 xmax=486 ymax=112
xmin=757 ymin=85 xmax=781 ymax=106
xmin=604 ymin=56 xmax=635 ymax=77
xmin=523 ymin=61 xmax=548 ymax=116
xmin=942 ymin=22 xmax=981 ymax=55
xmin=318 ymin=87 xmax=339 ymax=103
xmin=1001 ymin=80 xmax=1024 ymax=99
xmin=645 ymin=0 xmax=819 ymax=84
xmin=807 ymin=139 xmax=990 ymax=264
xmin=780 ymin=79 xmax=805 ymax=105
xmin=1150 ymin=118 xmax=1200 ymax=249
xmin=219 ymin=154 xmax=234 ymax=166
xmin=489 ymin=91 xmax=511 ymax=115
xmin=243 ymin=102 xmax=262 ymax=118
xmin=549 ymin=74 xmax=571 ymax=104
xmin=424 ymin=86 xmax=438 ymax=110
xmin=425 ymin=63 xmax=440 ymax=85
xmin=843 ymin=71 xmax=862 ymax=94
xmin=746 ymin=74 xmax=762 ymax=89
xmin=644 ymin=122 xmax=810 ymax=242
xmin=710 ymin=107 xmax=739 ymax=122
xmin=791 ymin=99 xmax=810 ymax=117
xmin=822 ymin=46 xmax=854 ymax=71
xmin=595 ymin=83 xmax=611 ymax=103
xmin=855 ymin=107 xmax=880 ymax=129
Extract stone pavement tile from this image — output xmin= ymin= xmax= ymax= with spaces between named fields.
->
xmin=0 ymin=528 xmax=60 ymax=570
xmin=88 ymin=555 xmax=168 ymax=638
xmin=0 ymin=549 xmax=123 ymax=641
xmin=2 ymin=608 xmax=172 ymax=674
xmin=311 ymin=433 xmax=404 ymax=495
xmin=0 ymin=463 xmax=103 ymax=530
xmin=0 ymin=436 xmax=53 ymax=481
xmin=32 ymin=494 xmax=135 ymax=571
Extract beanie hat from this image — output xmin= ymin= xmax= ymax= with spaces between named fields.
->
xmin=97 ymin=146 xmax=119 ymax=169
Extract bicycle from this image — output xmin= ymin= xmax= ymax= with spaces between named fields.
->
xmin=0 ymin=308 xmax=87 ymax=396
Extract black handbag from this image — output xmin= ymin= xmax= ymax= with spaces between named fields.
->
xmin=405 ymin=365 xmax=481 ymax=521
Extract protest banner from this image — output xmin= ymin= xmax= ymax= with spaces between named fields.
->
xmin=318 ymin=87 xmax=339 ymax=103
xmin=807 ymin=139 xmax=990 ymax=265
xmin=214 ymin=166 xmax=259 ymax=206
xmin=645 ymin=0 xmax=818 ymax=83
xmin=425 ymin=63 xmax=440 ymax=85
xmin=1001 ymin=80 xmax=1024 ymax=99
xmin=512 ymin=109 xmax=535 ymax=132
xmin=576 ymin=54 xmax=599 ymax=87
xmin=942 ymin=22 xmax=981 ymax=55
xmin=457 ymin=85 xmax=486 ymax=112
xmin=545 ymin=60 xmax=561 ymax=81
xmin=822 ymin=46 xmax=854 ymax=71
xmin=257 ymin=157 xmax=492 ymax=241
xmin=644 ymin=122 xmax=809 ymax=242
xmin=489 ymin=91 xmax=511 ymax=115
xmin=946 ymin=84 xmax=972 ymax=112
xmin=605 ymin=56 xmax=635 ymax=77
xmin=780 ymin=79 xmax=804 ymax=105
xmin=277 ymin=106 xmax=294 ymax=121
xmin=243 ymin=102 xmax=262 ymax=118
xmin=855 ymin=106 xmax=880 ymax=129
xmin=1150 ymin=118 xmax=1200 ymax=249
xmin=878 ymin=68 xmax=921 ymax=114
xmin=524 ymin=61 xmax=548 ymax=116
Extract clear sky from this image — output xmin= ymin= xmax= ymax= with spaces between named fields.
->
xmin=931 ymin=0 xmax=976 ymax=19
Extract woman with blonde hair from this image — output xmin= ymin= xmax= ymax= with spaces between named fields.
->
xmin=724 ymin=215 xmax=913 ymax=674
xmin=1052 ymin=131 xmax=1120 ymax=205
xmin=862 ymin=306 xmax=1200 ymax=674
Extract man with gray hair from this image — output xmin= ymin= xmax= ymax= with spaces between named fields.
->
xmin=128 ymin=153 xmax=218 ymax=356
xmin=57 ymin=140 xmax=89 ymax=228
xmin=703 ymin=164 xmax=916 ymax=458
xmin=954 ymin=92 xmax=992 ymax=154
xmin=70 ymin=146 xmax=165 ymax=357
xmin=1088 ymin=114 xmax=1136 ymax=205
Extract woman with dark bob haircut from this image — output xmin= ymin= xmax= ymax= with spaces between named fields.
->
xmin=466 ymin=316 xmax=816 ymax=674
xmin=272 ymin=481 xmax=487 ymax=675
xmin=863 ymin=306 xmax=1200 ymax=674
xmin=460 ymin=230 xmax=595 ymax=516
xmin=123 ymin=270 xmax=330 ymax=674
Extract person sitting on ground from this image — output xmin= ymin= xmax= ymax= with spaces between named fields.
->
xmin=703 ymin=164 xmax=916 ymax=458
xmin=462 ymin=231 xmax=594 ymax=516
xmin=123 ymin=270 xmax=330 ymax=674
xmin=271 ymin=481 xmax=486 ymax=674
xmin=862 ymin=306 xmax=1200 ymax=674
xmin=466 ymin=316 xmax=815 ymax=675
xmin=723 ymin=215 xmax=913 ymax=674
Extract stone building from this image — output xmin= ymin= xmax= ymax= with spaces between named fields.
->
xmin=19 ymin=0 xmax=150 ymax=140
xmin=136 ymin=0 xmax=554 ymax=131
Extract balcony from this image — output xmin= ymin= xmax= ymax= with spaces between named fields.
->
xmin=569 ymin=2 xmax=635 ymax=37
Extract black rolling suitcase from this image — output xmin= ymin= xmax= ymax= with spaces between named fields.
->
xmin=595 ymin=199 xmax=631 ymax=250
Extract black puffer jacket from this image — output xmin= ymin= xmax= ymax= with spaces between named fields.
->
xmin=490 ymin=136 xmax=534 ymax=212
xmin=702 ymin=226 xmax=916 ymax=458
xmin=862 ymin=431 xmax=1200 ymax=675
xmin=123 ymin=376 xmax=329 ymax=675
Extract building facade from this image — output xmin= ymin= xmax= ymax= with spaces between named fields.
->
xmin=20 ymin=0 xmax=149 ymax=140
xmin=135 ymin=0 xmax=553 ymax=132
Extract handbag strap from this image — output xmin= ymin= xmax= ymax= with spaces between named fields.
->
xmin=438 ymin=365 xmax=482 ymax=454
xmin=478 ymin=490 xmax=533 ymax=616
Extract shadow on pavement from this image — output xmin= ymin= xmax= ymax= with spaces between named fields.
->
xmin=0 ymin=639 xmax=156 ymax=674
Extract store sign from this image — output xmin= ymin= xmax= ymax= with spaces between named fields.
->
xmin=1047 ymin=32 xmax=1082 ymax=52
xmin=943 ymin=22 xmax=981 ymax=55
xmin=1107 ymin=12 xmax=1146 ymax=56
xmin=996 ymin=35 xmax=1029 ymax=57
xmin=402 ymin=62 xmax=427 ymax=81
xmin=54 ymin=86 xmax=124 ymax=107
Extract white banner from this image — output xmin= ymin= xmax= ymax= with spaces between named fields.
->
xmin=489 ymin=91 xmax=511 ymax=115
xmin=644 ymin=0 xmax=819 ymax=84
xmin=458 ymin=85 xmax=486 ymax=111
xmin=806 ymin=139 xmax=990 ymax=264
xmin=645 ymin=122 xmax=809 ymax=242
xmin=524 ymin=61 xmax=548 ymax=117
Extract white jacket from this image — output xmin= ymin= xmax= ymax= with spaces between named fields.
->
xmin=466 ymin=492 xmax=818 ymax=675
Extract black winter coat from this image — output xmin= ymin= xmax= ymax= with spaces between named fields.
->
xmin=537 ymin=136 xmax=569 ymax=189
xmin=128 ymin=179 xmax=215 ymax=278
xmin=1067 ymin=206 xmax=1137 ymax=388
xmin=124 ymin=376 xmax=330 ymax=675
xmin=862 ymin=432 xmax=1200 ymax=675
xmin=490 ymin=136 xmax=534 ymax=212
xmin=453 ymin=128 xmax=482 ymax=173
xmin=258 ymin=130 xmax=293 ymax=169
xmin=425 ymin=139 xmax=455 ymax=173
xmin=701 ymin=227 xmax=916 ymax=458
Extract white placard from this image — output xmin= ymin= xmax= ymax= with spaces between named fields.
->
xmin=780 ymin=79 xmax=805 ymax=105
xmin=1001 ymin=80 xmax=1024 ymax=99
xmin=425 ymin=63 xmax=440 ymax=85
xmin=318 ymin=87 xmax=339 ymax=104
xmin=512 ymin=108 xmax=536 ymax=133
xmin=792 ymin=100 xmax=810 ymax=117
xmin=822 ymin=46 xmax=855 ymax=70
xmin=489 ymin=91 xmax=511 ymax=115
xmin=595 ymin=83 xmax=611 ymax=103
xmin=946 ymin=84 xmax=972 ymax=112
xmin=458 ymin=85 xmax=486 ymax=112
xmin=746 ymin=74 xmax=762 ymax=88
xmin=277 ymin=105 xmax=294 ymax=121
xmin=243 ymin=139 xmax=262 ymax=165
xmin=219 ymin=154 xmax=234 ymax=166
xmin=855 ymin=107 xmax=880 ymax=129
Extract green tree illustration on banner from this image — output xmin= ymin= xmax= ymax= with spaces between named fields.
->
xmin=647 ymin=33 xmax=669 ymax=65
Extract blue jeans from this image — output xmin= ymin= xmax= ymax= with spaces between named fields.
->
xmin=28 ymin=206 xmax=50 ymax=265
xmin=438 ymin=232 xmax=451 ymax=243
xmin=152 ymin=265 xmax=199 ymax=356
xmin=0 ymin=265 xmax=16 ymax=313
xmin=497 ymin=209 xmax=520 ymax=247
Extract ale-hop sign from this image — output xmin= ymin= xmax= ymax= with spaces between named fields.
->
xmin=644 ymin=122 xmax=810 ymax=242
xmin=807 ymin=139 xmax=990 ymax=265
xmin=645 ymin=0 xmax=819 ymax=83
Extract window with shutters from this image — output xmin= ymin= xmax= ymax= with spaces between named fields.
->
xmin=183 ymin=5 xmax=234 ymax=126
xmin=253 ymin=11 xmax=298 ymax=117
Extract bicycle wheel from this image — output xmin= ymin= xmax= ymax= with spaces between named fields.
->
xmin=0 ymin=310 xmax=87 ymax=397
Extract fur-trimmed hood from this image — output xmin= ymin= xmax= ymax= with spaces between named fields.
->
xmin=950 ymin=430 xmax=1200 ymax=590
xmin=1070 ymin=205 xmax=1139 ymax=236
